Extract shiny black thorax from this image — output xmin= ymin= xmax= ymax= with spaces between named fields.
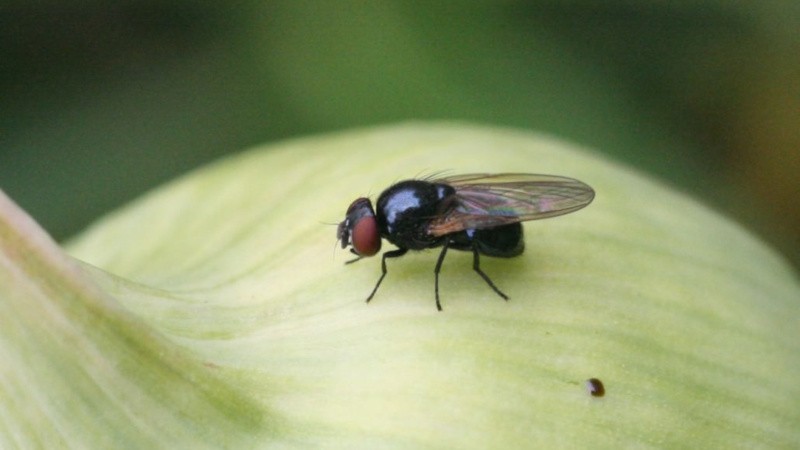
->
xmin=375 ymin=180 xmax=524 ymax=257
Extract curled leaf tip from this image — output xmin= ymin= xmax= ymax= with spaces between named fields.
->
xmin=1 ymin=190 xmax=265 ymax=448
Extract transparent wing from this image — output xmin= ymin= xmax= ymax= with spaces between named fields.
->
xmin=427 ymin=173 xmax=595 ymax=236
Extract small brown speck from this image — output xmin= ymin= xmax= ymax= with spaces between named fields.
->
xmin=586 ymin=378 xmax=605 ymax=397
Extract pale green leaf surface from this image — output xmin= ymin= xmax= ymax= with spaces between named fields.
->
xmin=4 ymin=123 xmax=799 ymax=447
xmin=0 ymin=192 xmax=266 ymax=448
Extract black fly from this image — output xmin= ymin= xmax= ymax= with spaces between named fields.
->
xmin=337 ymin=173 xmax=595 ymax=311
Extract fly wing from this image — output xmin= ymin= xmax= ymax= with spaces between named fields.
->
xmin=427 ymin=173 xmax=595 ymax=236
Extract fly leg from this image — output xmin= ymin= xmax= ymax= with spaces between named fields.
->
xmin=432 ymin=240 xmax=451 ymax=311
xmin=366 ymin=248 xmax=408 ymax=303
xmin=472 ymin=245 xmax=509 ymax=301
xmin=345 ymin=249 xmax=363 ymax=264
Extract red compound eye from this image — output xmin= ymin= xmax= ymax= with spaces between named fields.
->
xmin=351 ymin=215 xmax=381 ymax=256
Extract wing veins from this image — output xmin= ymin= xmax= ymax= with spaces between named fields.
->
xmin=427 ymin=173 xmax=594 ymax=236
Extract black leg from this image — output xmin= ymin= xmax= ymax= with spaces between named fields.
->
xmin=472 ymin=246 xmax=509 ymax=301
xmin=432 ymin=240 xmax=451 ymax=311
xmin=366 ymin=248 xmax=408 ymax=303
xmin=345 ymin=249 xmax=362 ymax=265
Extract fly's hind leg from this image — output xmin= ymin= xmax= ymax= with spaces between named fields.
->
xmin=471 ymin=245 xmax=509 ymax=301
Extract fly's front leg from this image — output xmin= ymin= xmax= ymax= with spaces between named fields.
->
xmin=345 ymin=249 xmax=363 ymax=265
xmin=472 ymin=245 xmax=509 ymax=301
xmin=432 ymin=240 xmax=451 ymax=311
xmin=366 ymin=248 xmax=408 ymax=303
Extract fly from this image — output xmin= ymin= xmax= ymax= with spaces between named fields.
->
xmin=337 ymin=173 xmax=595 ymax=311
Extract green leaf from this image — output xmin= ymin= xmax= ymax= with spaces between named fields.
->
xmin=3 ymin=123 xmax=799 ymax=447
xmin=0 ymin=193 xmax=265 ymax=448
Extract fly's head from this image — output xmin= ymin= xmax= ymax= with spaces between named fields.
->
xmin=338 ymin=197 xmax=381 ymax=257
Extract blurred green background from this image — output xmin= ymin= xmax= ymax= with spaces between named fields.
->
xmin=1 ymin=1 xmax=798 ymax=269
